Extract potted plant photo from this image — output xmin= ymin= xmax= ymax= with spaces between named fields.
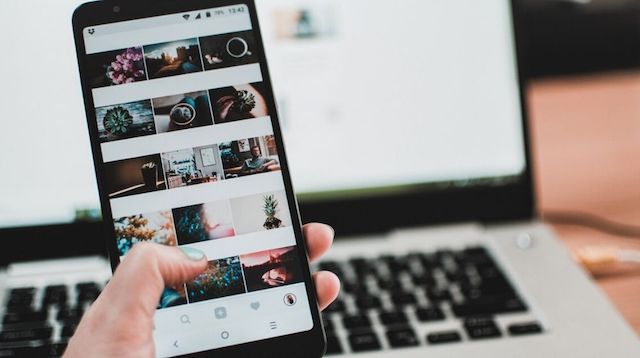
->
xmin=262 ymin=195 xmax=282 ymax=230
xmin=103 ymin=106 xmax=134 ymax=138
xmin=141 ymin=162 xmax=158 ymax=189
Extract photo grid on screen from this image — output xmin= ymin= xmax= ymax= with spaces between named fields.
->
xmin=91 ymin=19 xmax=302 ymax=309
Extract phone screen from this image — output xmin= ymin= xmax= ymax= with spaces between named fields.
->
xmin=79 ymin=3 xmax=314 ymax=356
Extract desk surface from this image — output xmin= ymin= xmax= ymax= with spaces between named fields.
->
xmin=529 ymin=71 xmax=640 ymax=335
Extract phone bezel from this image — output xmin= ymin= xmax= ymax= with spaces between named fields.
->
xmin=71 ymin=1 xmax=326 ymax=357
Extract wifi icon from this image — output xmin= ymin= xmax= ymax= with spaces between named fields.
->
xmin=182 ymin=14 xmax=190 ymax=20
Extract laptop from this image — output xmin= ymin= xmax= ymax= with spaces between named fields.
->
xmin=0 ymin=0 xmax=638 ymax=357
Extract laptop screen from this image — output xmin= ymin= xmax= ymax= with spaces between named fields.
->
xmin=0 ymin=0 xmax=525 ymax=228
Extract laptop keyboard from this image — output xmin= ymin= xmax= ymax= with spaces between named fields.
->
xmin=0 ymin=281 xmax=104 ymax=357
xmin=317 ymin=246 xmax=544 ymax=355
xmin=0 ymin=246 xmax=543 ymax=356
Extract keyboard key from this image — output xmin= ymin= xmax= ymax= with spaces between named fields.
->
xmin=318 ymin=261 xmax=344 ymax=277
xmin=0 ymin=346 xmax=50 ymax=357
xmin=379 ymin=311 xmax=408 ymax=326
xmin=42 ymin=285 xmax=68 ymax=306
xmin=349 ymin=258 xmax=376 ymax=276
xmin=76 ymin=282 xmax=101 ymax=303
xmin=61 ymin=324 xmax=78 ymax=339
xmin=508 ymin=322 xmax=543 ymax=336
xmin=427 ymin=330 xmax=462 ymax=344
xmin=76 ymin=282 xmax=99 ymax=290
xmin=380 ymin=255 xmax=410 ymax=272
xmin=6 ymin=289 xmax=35 ymax=310
xmin=464 ymin=317 xmax=502 ymax=340
xmin=415 ymin=307 xmax=445 ymax=322
xmin=348 ymin=330 xmax=381 ymax=352
xmin=445 ymin=268 xmax=467 ymax=282
xmin=426 ymin=288 xmax=451 ymax=302
xmin=325 ymin=334 xmax=343 ymax=355
xmin=45 ymin=343 xmax=68 ymax=356
xmin=386 ymin=327 xmax=419 ymax=348
xmin=451 ymin=296 xmax=526 ymax=317
xmin=0 ymin=326 xmax=53 ymax=343
xmin=3 ymin=310 xmax=48 ymax=326
xmin=377 ymin=277 xmax=402 ymax=291
xmin=57 ymin=307 xmax=85 ymax=323
xmin=8 ymin=287 xmax=35 ymax=295
xmin=461 ymin=247 xmax=493 ymax=265
xmin=411 ymin=272 xmax=435 ymax=286
xmin=391 ymin=292 xmax=416 ymax=306
xmin=355 ymin=294 xmax=382 ymax=310
xmin=342 ymin=314 xmax=371 ymax=329
xmin=343 ymin=281 xmax=368 ymax=295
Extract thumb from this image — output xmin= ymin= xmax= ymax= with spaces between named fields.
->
xmin=65 ymin=244 xmax=207 ymax=357
xmin=98 ymin=243 xmax=208 ymax=317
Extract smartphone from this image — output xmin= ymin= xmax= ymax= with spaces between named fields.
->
xmin=72 ymin=1 xmax=325 ymax=356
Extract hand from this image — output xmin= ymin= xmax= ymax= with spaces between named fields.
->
xmin=64 ymin=223 xmax=339 ymax=357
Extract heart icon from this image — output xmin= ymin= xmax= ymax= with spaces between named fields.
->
xmin=250 ymin=302 xmax=260 ymax=310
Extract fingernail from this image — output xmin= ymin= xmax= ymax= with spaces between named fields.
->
xmin=180 ymin=247 xmax=205 ymax=261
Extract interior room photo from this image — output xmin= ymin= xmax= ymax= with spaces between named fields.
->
xmin=103 ymin=154 xmax=167 ymax=199
xmin=161 ymin=145 xmax=224 ymax=189
xmin=218 ymin=135 xmax=280 ymax=179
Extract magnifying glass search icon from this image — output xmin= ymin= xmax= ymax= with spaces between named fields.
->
xmin=180 ymin=314 xmax=191 ymax=324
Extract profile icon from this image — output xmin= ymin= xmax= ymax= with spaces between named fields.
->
xmin=283 ymin=293 xmax=297 ymax=306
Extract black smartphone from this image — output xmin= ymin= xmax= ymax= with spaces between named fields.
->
xmin=72 ymin=1 xmax=325 ymax=357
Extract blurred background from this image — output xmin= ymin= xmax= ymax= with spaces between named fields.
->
xmin=0 ymin=0 xmax=639 ymax=334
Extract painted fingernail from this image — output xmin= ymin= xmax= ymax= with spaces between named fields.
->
xmin=180 ymin=247 xmax=205 ymax=261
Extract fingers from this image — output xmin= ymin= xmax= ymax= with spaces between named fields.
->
xmin=97 ymin=243 xmax=208 ymax=317
xmin=303 ymin=223 xmax=334 ymax=263
xmin=304 ymin=224 xmax=340 ymax=310
xmin=313 ymin=271 xmax=340 ymax=311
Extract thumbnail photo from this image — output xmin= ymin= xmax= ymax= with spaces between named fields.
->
xmin=218 ymin=135 xmax=280 ymax=179
xmin=173 ymin=201 xmax=235 ymax=245
xmin=104 ymin=154 xmax=167 ymax=199
xmin=240 ymin=246 xmax=303 ymax=292
xmin=113 ymin=210 xmax=177 ymax=256
xmin=209 ymin=83 xmax=270 ymax=124
xmin=161 ymin=145 xmax=224 ymax=189
xmin=96 ymin=100 xmax=156 ymax=142
xmin=85 ymin=47 xmax=147 ymax=88
xmin=159 ymin=286 xmax=187 ymax=309
xmin=199 ymin=30 xmax=259 ymax=71
xmin=112 ymin=210 xmax=185 ymax=308
xmin=143 ymin=38 xmax=203 ymax=79
xmin=152 ymin=91 xmax=214 ymax=133
xmin=186 ymin=256 xmax=246 ymax=302
xmin=229 ymin=190 xmax=292 ymax=235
